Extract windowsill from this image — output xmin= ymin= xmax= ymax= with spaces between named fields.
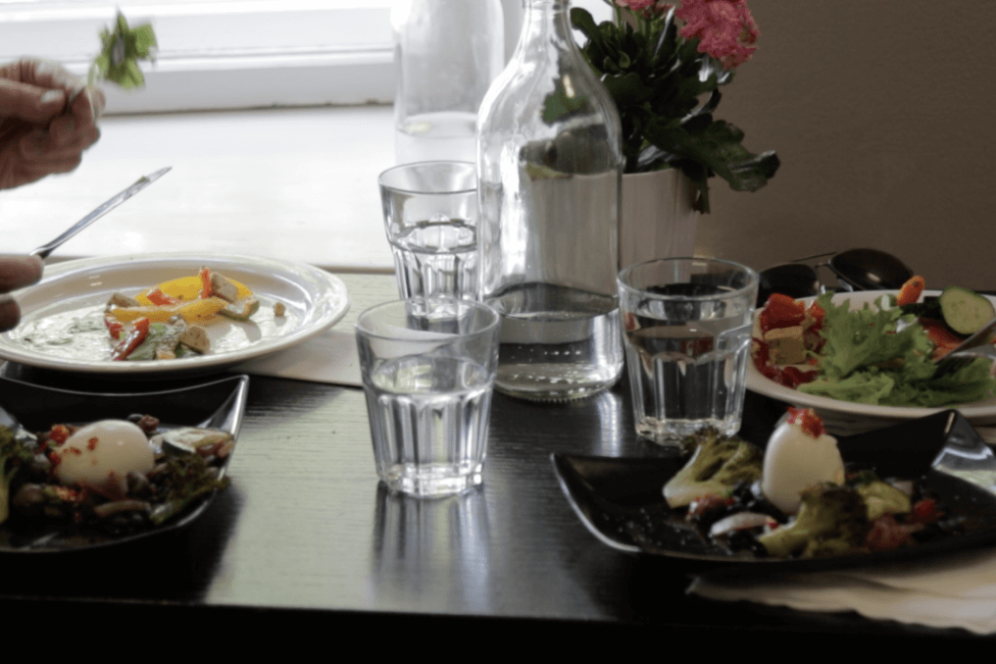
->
xmin=0 ymin=104 xmax=397 ymax=273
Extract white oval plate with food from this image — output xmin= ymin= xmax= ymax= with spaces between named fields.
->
xmin=0 ymin=253 xmax=349 ymax=376
xmin=746 ymin=290 xmax=996 ymax=436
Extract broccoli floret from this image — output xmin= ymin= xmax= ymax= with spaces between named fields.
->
xmin=712 ymin=442 xmax=763 ymax=486
xmin=756 ymin=482 xmax=869 ymax=558
xmin=664 ymin=430 xmax=763 ymax=508
xmin=0 ymin=426 xmax=33 ymax=524
xmin=848 ymin=472 xmax=912 ymax=521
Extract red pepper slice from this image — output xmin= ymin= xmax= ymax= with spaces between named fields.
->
xmin=759 ymin=293 xmax=807 ymax=333
xmin=897 ymin=275 xmax=926 ymax=307
xmin=781 ymin=366 xmax=818 ymax=388
xmin=111 ymin=317 xmax=150 ymax=361
xmin=921 ymin=319 xmax=963 ymax=360
xmin=104 ymin=312 xmax=124 ymax=340
xmin=199 ymin=267 xmax=213 ymax=299
xmin=787 ymin=407 xmax=825 ymax=437
xmin=146 ymin=287 xmax=181 ymax=306
xmin=48 ymin=424 xmax=72 ymax=445
xmin=806 ymin=301 xmax=825 ymax=331
xmin=911 ymin=498 xmax=940 ymax=524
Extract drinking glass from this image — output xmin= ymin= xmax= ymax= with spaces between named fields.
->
xmin=617 ymin=258 xmax=759 ymax=445
xmin=355 ymin=298 xmax=500 ymax=496
xmin=379 ymin=161 xmax=479 ymax=301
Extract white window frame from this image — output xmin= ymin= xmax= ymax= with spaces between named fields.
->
xmin=0 ymin=1 xmax=396 ymax=114
xmin=0 ymin=0 xmax=611 ymax=115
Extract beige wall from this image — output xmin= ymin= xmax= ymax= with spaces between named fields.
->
xmin=696 ymin=0 xmax=995 ymax=290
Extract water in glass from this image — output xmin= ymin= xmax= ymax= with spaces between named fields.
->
xmin=624 ymin=289 xmax=753 ymax=440
xmin=389 ymin=218 xmax=477 ymax=300
xmin=366 ymin=355 xmax=493 ymax=496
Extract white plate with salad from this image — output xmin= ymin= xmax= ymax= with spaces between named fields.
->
xmin=0 ymin=252 xmax=349 ymax=376
xmin=747 ymin=289 xmax=996 ymax=437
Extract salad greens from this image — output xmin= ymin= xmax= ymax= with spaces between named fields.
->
xmin=89 ymin=11 xmax=157 ymax=89
xmin=798 ymin=293 xmax=996 ymax=407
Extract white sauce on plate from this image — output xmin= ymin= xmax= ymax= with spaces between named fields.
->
xmin=11 ymin=297 xmax=298 ymax=362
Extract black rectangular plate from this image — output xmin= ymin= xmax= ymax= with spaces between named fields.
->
xmin=553 ymin=410 xmax=996 ymax=575
xmin=0 ymin=374 xmax=249 ymax=552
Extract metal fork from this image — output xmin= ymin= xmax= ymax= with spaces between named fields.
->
xmin=934 ymin=315 xmax=996 ymax=376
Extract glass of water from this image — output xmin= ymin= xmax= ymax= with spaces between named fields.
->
xmin=355 ymin=298 xmax=500 ymax=496
xmin=617 ymin=258 xmax=759 ymax=445
xmin=378 ymin=161 xmax=479 ymax=301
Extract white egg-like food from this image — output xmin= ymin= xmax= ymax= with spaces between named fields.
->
xmin=761 ymin=409 xmax=845 ymax=515
xmin=54 ymin=419 xmax=155 ymax=499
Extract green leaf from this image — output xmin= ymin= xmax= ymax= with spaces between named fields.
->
xmin=542 ymin=78 xmax=588 ymax=124
xmin=602 ymin=72 xmax=651 ymax=107
xmin=643 ymin=116 xmax=781 ymax=212
xmin=572 ymin=3 xmax=779 ymax=209
xmin=93 ymin=11 xmax=158 ymax=90
xmin=570 ymin=7 xmax=600 ymax=42
xmin=132 ymin=24 xmax=157 ymax=57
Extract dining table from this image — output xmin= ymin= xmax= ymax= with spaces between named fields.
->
xmin=0 ymin=269 xmax=990 ymax=648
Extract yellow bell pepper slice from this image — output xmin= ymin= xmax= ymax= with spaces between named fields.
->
xmin=135 ymin=275 xmax=252 ymax=305
xmin=109 ymin=296 xmax=230 ymax=323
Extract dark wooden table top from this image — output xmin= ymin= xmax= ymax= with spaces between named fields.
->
xmin=0 ymin=273 xmax=986 ymax=646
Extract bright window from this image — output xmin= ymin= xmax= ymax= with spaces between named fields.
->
xmin=0 ymin=0 xmax=612 ymax=115
xmin=0 ymin=1 xmax=395 ymax=114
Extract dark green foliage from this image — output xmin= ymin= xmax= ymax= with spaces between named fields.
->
xmin=570 ymin=6 xmax=779 ymax=212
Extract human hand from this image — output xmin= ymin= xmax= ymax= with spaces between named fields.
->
xmin=0 ymin=59 xmax=106 ymax=190
xmin=0 ymin=255 xmax=42 ymax=331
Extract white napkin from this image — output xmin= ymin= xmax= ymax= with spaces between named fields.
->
xmin=232 ymin=328 xmax=361 ymax=386
xmin=976 ymin=427 xmax=996 ymax=445
xmin=689 ymin=547 xmax=996 ymax=634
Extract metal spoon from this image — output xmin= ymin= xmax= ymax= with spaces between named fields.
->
xmin=29 ymin=166 xmax=171 ymax=259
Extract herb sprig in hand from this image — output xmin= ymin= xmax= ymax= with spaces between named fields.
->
xmin=89 ymin=11 xmax=157 ymax=89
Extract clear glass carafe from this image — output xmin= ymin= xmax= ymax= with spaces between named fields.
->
xmin=477 ymin=0 xmax=624 ymax=401
xmin=392 ymin=0 xmax=505 ymax=164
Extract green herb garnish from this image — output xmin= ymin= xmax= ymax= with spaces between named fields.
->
xmin=89 ymin=11 xmax=157 ymax=89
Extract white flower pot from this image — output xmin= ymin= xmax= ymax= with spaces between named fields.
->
xmin=619 ymin=169 xmax=699 ymax=272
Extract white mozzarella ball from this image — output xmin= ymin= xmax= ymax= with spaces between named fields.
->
xmin=761 ymin=417 xmax=845 ymax=515
xmin=54 ymin=420 xmax=155 ymax=498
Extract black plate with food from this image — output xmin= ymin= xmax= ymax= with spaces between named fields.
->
xmin=553 ymin=409 xmax=996 ymax=573
xmin=0 ymin=374 xmax=248 ymax=552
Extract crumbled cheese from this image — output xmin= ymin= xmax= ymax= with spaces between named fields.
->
xmin=763 ymin=325 xmax=807 ymax=365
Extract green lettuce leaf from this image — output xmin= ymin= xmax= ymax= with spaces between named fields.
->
xmin=91 ymin=11 xmax=157 ymax=89
xmin=799 ymin=293 xmax=996 ymax=407
xmin=813 ymin=293 xmax=923 ymax=380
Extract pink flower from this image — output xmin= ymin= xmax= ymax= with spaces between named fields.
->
xmin=675 ymin=0 xmax=759 ymax=69
xmin=614 ymin=0 xmax=657 ymax=11
xmin=614 ymin=0 xmax=672 ymax=19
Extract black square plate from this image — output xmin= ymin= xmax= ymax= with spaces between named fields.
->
xmin=0 ymin=374 xmax=249 ymax=552
xmin=553 ymin=410 xmax=996 ymax=574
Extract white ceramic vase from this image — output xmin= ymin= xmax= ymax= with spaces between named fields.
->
xmin=619 ymin=168 xmax=699 ymax=272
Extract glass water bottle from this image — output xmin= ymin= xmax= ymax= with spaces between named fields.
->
xmin=392 ymin=0 xmax=505 ymax=164
xmin=477 ymin=0 xmax=624 ymax=401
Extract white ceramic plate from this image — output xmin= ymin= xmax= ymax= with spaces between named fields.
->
xmin=746 ymin=290 xmax=996 ymax=435
xmin=0 ymin=253 xmax=349 ymax=376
